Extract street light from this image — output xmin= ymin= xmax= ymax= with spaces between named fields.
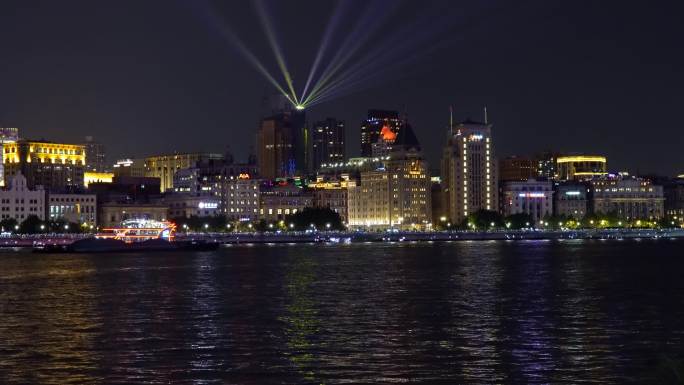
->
xmin=325 ymin=223 xmax=331 ymax=229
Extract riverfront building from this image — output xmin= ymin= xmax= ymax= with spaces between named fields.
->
xmin=589 ymin=176 xmax=665 ymax=220
xmin=554 ymin=183 xmax=588 ymax=219
xmin=48 ymin=193 xmax=97 ymax=226
xmin=259 ymin=182 xmax=313 ymax=222
xmin=3 ymin=139 xmax=85 ymax=191
xmin=501 ymin=179 xmax=553 ymax=224
xmin=0 ymin=172 xmax=46 ymax=222
xmin=441 ymin=120 xmax=498 ymax=224
xmin=348 ymin=124 xmax=432 ymax=230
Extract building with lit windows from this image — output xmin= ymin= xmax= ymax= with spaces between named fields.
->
xmin=48 ymin=193 xmax=97 ymax=226
xmin=0 ymin=172 xmax=46 ymax=222
xmin=112 ymin=158 xmax=146 ymax=178
xmin=257 ymin=102 xmax=307 ymax=178
xmin=0 ymin=127 xmax=19 ymax=187
xmin=360 ymin=110 xmax=402 ymax=157
xmin=499 ymin=156 xmax=537 ymax=182
xmin=310 ymin=118 xmax=345 ymax=172
xmin=589 ymin=176 xmax=664 ymax=220
xmin=144 ymin=153 xmax=223 ymax=192
xmin=441 ymin=120 xmax=498 ymax=224
xmin=554 ymin=183 xmax=588 ymax=219
xmin=225 ymin=174 xmax=261 ymax=222
xmin=309 ymin=177 xmax=349 ymax=224
xmin=347 ymin=124 xmax=431 ymax=230
xmin=3 ymin=139 xmax=85 ymax=191
xmin=556 ymin=155 xmax=607 ymax=181
xmin=259 ymin=182 xmax=313 ymax=222
xmin=502 ymin=180 xmax=553 ymax=224
xmin=535 ymin=151 xmax=560 ymax=180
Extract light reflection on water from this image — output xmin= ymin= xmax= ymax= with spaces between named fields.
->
xmin=0 ymin=240 xmax=683 ymax=384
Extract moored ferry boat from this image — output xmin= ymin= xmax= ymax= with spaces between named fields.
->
xmin=34 ymin=219 xmax=219 ymax=253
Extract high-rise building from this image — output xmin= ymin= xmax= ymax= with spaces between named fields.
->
xmin=360 ymin=110 xmax=402 ymax=157
xmin=0 ymin=127 xmax=19 ymax=187
xmin=144 ymin=153 xmax=223 ymax=192
xmin=3 ymin=140 xmax=86 ymax=191
xmin=83 ymin=136 xmax=107 ymax=172
xmin=257 ymin=109 xmax=306 ymax=179
xmin=310 ymin=118 xmax=345 ymax=171
xmin=441 ymin=120 xmax=498 ymax=224
xmin=347 ymin=123 xmax=432 ymax=230
xmin=556 ymin=155 xmax=607 ymax=181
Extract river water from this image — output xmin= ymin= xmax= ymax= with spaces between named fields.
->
xmin=1 ymin=239 xmax=683 ymax=384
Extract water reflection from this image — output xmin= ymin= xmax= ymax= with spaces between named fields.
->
xmin=0 ymin=240 xmax=683 ymax=383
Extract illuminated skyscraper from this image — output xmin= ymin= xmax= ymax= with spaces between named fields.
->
xmin=360 ymin=110 xmax=402 ymax=157
xmin=257 ymin=101 xmax=308 ymax=179
xmin=441 ymin=120 xmax=498 ymax=224
xmin=310 ymin=118 xmax=345 ymax=171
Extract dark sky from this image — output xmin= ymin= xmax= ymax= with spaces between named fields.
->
xmin=1 ymin=0 xmax=682 ymax=175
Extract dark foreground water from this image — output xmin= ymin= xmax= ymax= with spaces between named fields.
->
xmin=1 ymin=240 xmax=684 ymax=384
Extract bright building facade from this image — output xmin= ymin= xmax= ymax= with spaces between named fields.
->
xmin=501 ymin=180 xmax=553 ymax=224
xmin=3 ymin=140 xmax=85 ymax=191
xmin=441 ymin=120 xmax=498 ymax=224
xmin=556 ymin=155 xmax=607 ymax=181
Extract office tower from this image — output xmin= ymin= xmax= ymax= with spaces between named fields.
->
xmin=441 ymin=120 xmax=498 ymax=224
xmin=257 ymin=106 xmax=307 ymax=179
xmin=360 ymin=110 xmax=402 ymax=157
xmin=310 ymin=118 xmax=345 ymax=171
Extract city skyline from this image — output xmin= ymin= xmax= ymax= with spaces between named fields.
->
xmin=1 ymin=0 xmax=683 ymax=176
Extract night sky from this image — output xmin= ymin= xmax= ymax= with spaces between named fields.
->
xmin=1 ymin=0 xmax=682 ymax=175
